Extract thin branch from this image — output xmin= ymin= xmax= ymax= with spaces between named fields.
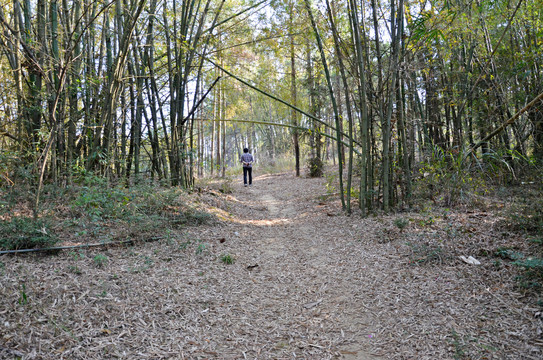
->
xmin=183 ymin=76 xmax=221 ymax=123
xmin=195 ymin=118 xmax=361 ymax=155
xmin=204 ymin=0 xmax=269 ymax=33
xmin=467 ymin=91 xmax=543 ymax=155
xmin=204 ymin=57 xmax=363 ymax=148
xmin=0 ymin=129 xmax=19 ymax=142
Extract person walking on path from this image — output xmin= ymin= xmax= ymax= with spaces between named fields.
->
xmin=240 ymin=148 xmax=254 ymax=187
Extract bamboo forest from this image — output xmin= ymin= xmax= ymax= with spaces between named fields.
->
xmin=1 ymin=0 xmax=542 ymax=358
xmin=0 ymin=0 xmax=540 ymax=206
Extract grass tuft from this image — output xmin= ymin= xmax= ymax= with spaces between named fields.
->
xmin=220 ymin=254 xmax=235 ymax=264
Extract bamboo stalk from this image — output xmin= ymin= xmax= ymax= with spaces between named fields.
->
xmin=304 ymin=0 xmax=345 ymax=210
xmin=0 ymin=237 xmax=162 ymax=255
xmin=196 ymin=118 xmax=361 ymax=154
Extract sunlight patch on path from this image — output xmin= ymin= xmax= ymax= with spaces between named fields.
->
xmin=260 ymin=193 xmax=280 ymax=215
xmin=244 ymin=218 xmax=290 ymax=226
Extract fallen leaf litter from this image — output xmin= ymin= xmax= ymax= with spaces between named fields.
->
xmin=0 ymin=172 xmax=541 ymax=359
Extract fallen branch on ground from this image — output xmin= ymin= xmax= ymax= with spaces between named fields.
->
xmin=0 ymin=236 xmax=162 ymax=255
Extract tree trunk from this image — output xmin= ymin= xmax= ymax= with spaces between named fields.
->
xmin=304 ymin=0 xmax=345 ymax=210
xmin=351 ymin=0 xmax=370 ymax=215
xmin=289 ymin=3 xmax=300 ymax=177
xmin=326 ymin=0 xmax=354 ymax=213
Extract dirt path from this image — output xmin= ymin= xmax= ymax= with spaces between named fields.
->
xmin=219 ymin=173 xmax=378 ymax=359
xmin=1 ymin=171 xmax=541 ymax=359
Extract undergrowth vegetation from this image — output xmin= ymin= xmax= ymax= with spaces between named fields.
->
xmin=257 ymin=155 xmax=296 ymax=175
xmin=0 ymin=172 xmax=213 ymax=251
xmin=0 ymin=217 xmax=57 ymax=250
xmin=497 ymin=192 xmax=543 ymax=298
xmin=415 ymin=147 xmax=486 ymax=206
xmin=407 ymin=147 xmax=543 ymax=303
xmin=2 ymin=148 xmax=542 ymax=303
xmin=413 ymin=146 xmax=540 ymax=207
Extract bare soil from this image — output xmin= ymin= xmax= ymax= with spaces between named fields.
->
xmin=1 ymin=171 xmax=542 ymax=359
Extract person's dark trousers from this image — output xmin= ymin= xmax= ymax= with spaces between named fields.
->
xmin=243 ymin=167 xmax=252 ymax=185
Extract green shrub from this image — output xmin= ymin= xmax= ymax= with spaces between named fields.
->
xmin=482 ymin=148 xmax=538 ymax=185
xmin=72 ymin=168 xmax=107 ymax=187
xmin=324 ymin=173 xmax=337 ymax=195
xmin=0 ymin=217 xmax=58 ymax=250
xmin=494 ymin=245 xmax=543 ymax=293
xmin=19 ymin=283 xmax=29 ymax=305
xmin=69 ymin=182 xmax=213 ymax=239
xmin=195 ymin=242 xmax=207 ymax=255
xmin=307 ymin=157 xmax=324 ymax=178
xmin=394 ymin=217 xmax=409 ymax=232
xmin=73 ymin=185 xmax=134 ymax=220
xmin=494 ymin=247 xmax=524 ymax=261
xmin=415 ymin=146 xmax=486 ymax=206
xmin=135 ymin=186 xmax=179 ymax=215
xmin=513 ymin=257 xmax=543 ymax=275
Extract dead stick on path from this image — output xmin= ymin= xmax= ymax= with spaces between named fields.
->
xmin=484 ymin=288 xmax=532 ymax=322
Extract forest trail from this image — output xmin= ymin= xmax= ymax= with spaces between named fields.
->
xmin=226 ymin=173 xmax=379 ymax=359
xmin=1 ymin=171 xmax=541 ymax=359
